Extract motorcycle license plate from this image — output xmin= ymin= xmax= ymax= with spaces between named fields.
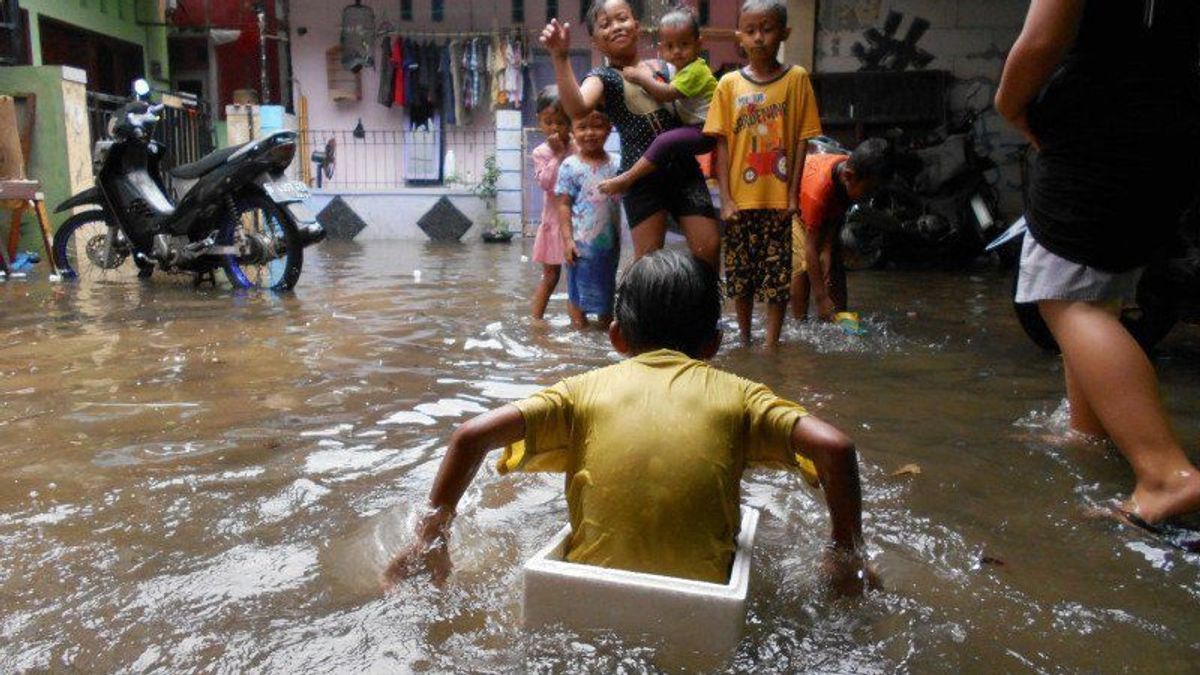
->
xmin=264 ymin=181 xmax=310 ymax=204
xmin=284 ymin=201 xmax=317 ymax=224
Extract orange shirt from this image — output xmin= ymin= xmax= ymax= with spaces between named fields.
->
xmin=799 ymin=153 xmax=849 ymax=233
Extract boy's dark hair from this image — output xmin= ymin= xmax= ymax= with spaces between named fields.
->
xmin=536 ymin=85 xmax=562 ymax=114
xmin=615 ymin=249 xmax=721 ymax=358
xmin=738 ymin=0 xmax=787 ymax=26
xmin=660 ymin=5 xmax=700 ymax=40
xmin=584 ymin=0 xmax=643 ymax=36
xmin=847 ymin=138 xmax=894 ymax=183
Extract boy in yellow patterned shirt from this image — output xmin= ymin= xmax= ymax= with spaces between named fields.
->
xmin=704 ymin=0 xmax=823 ymax=347
xmin=383 ymin=250 xmax=869 ymax=593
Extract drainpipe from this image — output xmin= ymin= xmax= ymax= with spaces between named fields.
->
xmin=256 ymin=2 xmax=270 ymax=104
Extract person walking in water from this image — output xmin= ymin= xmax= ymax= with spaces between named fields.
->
xmin=996 ymin=0 xmax=1200 ymax=526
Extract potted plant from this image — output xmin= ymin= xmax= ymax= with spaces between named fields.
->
xmin=474 ymin=155 xmax=514 ymax=243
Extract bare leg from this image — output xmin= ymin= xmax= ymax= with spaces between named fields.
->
xmin=790 ymin=273 xmax=810 ymax=320
xmin=1039 ymin=299 xmax=1200 ymax=523
xmin=567 ymin=302 xmax=588 ymax=329
xmin=630 ymin=211 xmax=668 ymax=259
xmin=765 ymin=301 xmax=786 ymax=347
xmin=677 ymin=214 xmax=721 ymax=270
xmin=735 ymin=295 xmax=753 ymax=346
xmin=530 ymin=264 xmax=561 ymax=319
xmin=1064 ymin=360 xmax=1105 ymax=437
xmin=599 ymin=157 xmax=657 ymax=196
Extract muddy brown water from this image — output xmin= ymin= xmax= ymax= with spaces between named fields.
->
xmin=3 ymin=240 xmax=1200 ymax=673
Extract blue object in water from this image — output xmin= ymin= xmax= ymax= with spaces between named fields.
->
xmin=10 ymin=251 xmax=39 ymax=272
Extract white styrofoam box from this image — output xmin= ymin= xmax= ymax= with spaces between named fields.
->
xmin=522 ymin=506 xmax=759 ymax=657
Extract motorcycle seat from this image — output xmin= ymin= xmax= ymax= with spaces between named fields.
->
xmin=169 ymin=144 xmax=243 ymax=179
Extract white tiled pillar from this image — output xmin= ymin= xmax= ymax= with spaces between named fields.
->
xmin=494 ymin=110 xmax=524 ymax=231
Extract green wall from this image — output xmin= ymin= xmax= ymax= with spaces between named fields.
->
xmin=0 ymin=67 xmax=89 ymax=249
xmin=20 ymin=0 xmax=170 ymax=88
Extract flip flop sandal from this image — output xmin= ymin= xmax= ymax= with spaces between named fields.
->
xmin=1110 ymin=503 xmax=1200 ymax=554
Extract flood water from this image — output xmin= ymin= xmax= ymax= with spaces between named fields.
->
xmin=3 ymin=239 xmax=1200 ymax=673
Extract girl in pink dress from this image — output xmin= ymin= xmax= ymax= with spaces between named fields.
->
xmin=530 ymin=86 xmax=575 ymax=319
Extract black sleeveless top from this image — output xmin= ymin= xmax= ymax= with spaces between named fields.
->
xmin=1027 ymin=0 xmax=1200 ymax=272
xmin=587 ymin=64 xmax=681 ymax=172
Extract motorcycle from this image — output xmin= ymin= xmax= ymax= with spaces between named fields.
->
xmin=839 ymin=96 xmax=1002 ymax=270
xmin=53 ymin=79 xmax=325 ymax=290
xmin=993 ymin=205 xmax=1200 ymax=353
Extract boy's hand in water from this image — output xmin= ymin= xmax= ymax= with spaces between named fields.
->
xmin=819 ymin=545 xmax=879 ymax=597
xmin=382 ymin=536 xmax=452 ymax=591
xmin=540 ymin=19 xmax=571 ymax=59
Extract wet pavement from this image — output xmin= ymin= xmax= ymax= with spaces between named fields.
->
xmin=3 ymin=239 xmax=1200 ymax=672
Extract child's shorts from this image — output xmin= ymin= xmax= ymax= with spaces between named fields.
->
xmin=567 ymin=248 xmax=619 ymax=315
xmin=622 ymin=159 xmax=716 ymax=228
xmin=723 ymin=209 xmax=792 ymax=303
xmin=791 ymin=215 xmax=808 ymax=275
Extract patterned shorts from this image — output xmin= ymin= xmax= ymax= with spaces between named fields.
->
xmin=723 ymin=209 xmax=792 ymax=303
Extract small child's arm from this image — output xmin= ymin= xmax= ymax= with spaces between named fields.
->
xmin=540 ymin=20 xmax=603 ymax=119
xmin=532 ymin=146 xmax=560 ymax=192
xmin=382 ymin=405 xmax=526 ymax=590
xmin=622 ymin=64 xmax=684 ymax=103
xmin=557 ymin=195 xmax=578 ymax=264
xmin=790 ymin=415 xmax=873 ymax=595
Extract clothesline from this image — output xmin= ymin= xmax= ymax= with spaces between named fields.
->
xmin=375 ymin=27 xmax=529 ymax=40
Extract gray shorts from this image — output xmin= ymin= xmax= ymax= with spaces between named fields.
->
xmin=1015 ymin=234 xmax=1143 ymax=304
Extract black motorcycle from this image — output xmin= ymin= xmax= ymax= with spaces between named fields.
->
xmin=53 ymin=79 xmax=325 ymax=290
xmin=840 ymin=99 xmax=1002 ymax=270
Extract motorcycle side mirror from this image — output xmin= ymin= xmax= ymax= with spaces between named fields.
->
xmin=133 ymin=79 xmax=151 ymax=99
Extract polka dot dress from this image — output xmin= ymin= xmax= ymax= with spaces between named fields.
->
xmin=587 ymin=66 xmax=680 ymax=172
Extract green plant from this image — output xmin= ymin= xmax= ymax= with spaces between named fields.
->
xmin=473 ymin=155 xmax=509 ymax=235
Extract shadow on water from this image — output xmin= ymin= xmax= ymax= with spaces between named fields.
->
xmin=3 ymin=241 xmax=1200 ymax=672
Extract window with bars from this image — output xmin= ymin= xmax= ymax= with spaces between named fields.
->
xmin=546 ymin=0 xmax=558 ymax=22
xmin=432 ymin=0 xmax=444 ymax=22
xmin=513 ymin=0 xmax=525 ymax=23
xmin=400 ymin=0 xmax=412 ymax=21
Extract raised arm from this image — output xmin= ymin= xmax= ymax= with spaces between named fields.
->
xmin=382 ymin=405 xmax=526 ymax=589
xmin=532 ymin=145 xmax=561 ymax=192
xmin=995 ymin=0 xmax=1085 ymax=147
xmin=791 ymin=415 xmax=871 ymax=595
xmin=541 ymin=19 xmax=603 ymax=119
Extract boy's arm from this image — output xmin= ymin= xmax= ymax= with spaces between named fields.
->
xmin=622 ymin=64 xmax=684 ymax=103
xmin=787 ymin=142 xmax=810 ymax=217
xmin=995 ymin=0 xmax=1084 ymax=149
xmin=541 ymin=20 xmax=603 ymax=119
xmin=382 ymin=405 xmax=526 ymax=589
xmin=790 ymin=415 xmax=871 ymax=595
xmin=558 ymin=195 xmax=578 ymax=264
xmin=714 ymin=136 xmax=737 ymax=222
xmin=805 ymin=221 xmax=835 ymax=321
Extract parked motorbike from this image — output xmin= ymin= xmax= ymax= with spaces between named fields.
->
xmin=53 ymin=79 xmax=325 ymax=290
xmin=995 ymin=205 xmax=1200 ymax=353
xmin=840 ymin=97 xmax=1002 ymax=270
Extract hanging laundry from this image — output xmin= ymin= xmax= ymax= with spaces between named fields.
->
xmin=505 ymin=35 xmax=525 ymax=108
xmin=449 ymin=39 xmax=468 ymax=125
xmin=439 ymin=41 xmax=457 ymax=126
xmin=378 ymin=36 xmax=395 ymax=107
xmin=491 ymin=33 xmax=509 ymax=109
xmin=391 ymin=37 xmax=406 ymax=107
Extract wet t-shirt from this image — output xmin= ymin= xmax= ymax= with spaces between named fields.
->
xmin=498 ymin=349 xmax=818 ymax=584
xmin=554 ymin=153 xmax=621 ymax=254
xmin=588 ymin=65 xmax=680 ymax=172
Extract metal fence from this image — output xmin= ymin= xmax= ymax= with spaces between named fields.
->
xmin=86 ymin=90 xmax=215 ymax=197
xmin=298 ymin=127 xmax=496 ymax=193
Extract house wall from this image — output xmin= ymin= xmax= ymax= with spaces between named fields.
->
xmin=20 ymin=0 xmax=171 ymax=89
xmin=813 ymin=0 xmax=1028 ymax=217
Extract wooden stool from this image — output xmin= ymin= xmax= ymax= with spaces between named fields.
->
xmin=1 ymin=179 xmax=60 ymax=276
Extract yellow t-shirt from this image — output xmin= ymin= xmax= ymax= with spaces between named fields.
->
xmin=497 ymin=349 xmax=818 ymax=584
xmin=703 ymin=66 xmax=823 ymax=210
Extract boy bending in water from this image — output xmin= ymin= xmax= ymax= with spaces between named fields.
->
xmin=597 ymin=6 xmax=718 ymax=196
xmin=384 ymin=249 xmax=871 ymax=593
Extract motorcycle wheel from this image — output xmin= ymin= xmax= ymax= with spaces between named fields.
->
xmin=841 ymin=219 xmax=886 ymax=271
xmin=1011 ymin=249 xmax=1179 ymax=354
xmin=52 ymin=210 xmax=153 ymax=281
xmin=219 ymin=193 xmax=303 ymax=291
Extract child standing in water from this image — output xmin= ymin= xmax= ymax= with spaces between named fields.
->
xmin=529 ymin=86 xmax=574 ymax=320
xmin=704 ymin=0 xmax=823 ymax=347
xmin=597 ymin=6 xmax=718 ymax=196
xmin=540 ymin=1 xmax=721 ymax=269
xmin=556 ymin=110 xmax=622 ymax=329
xmin=384 ymin=249 xmax=870 ymax=594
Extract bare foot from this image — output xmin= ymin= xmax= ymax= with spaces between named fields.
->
xmin=598 ymin=173 xmax=633 ymax=196
xmin=1126 ymin=469 xmax=1200 ymax=524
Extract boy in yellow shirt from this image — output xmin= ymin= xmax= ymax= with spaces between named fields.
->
xmin=384 ymin=249 xmax=869 ymax=593
xmin=704 ymin=0 xmax=823 ymax=347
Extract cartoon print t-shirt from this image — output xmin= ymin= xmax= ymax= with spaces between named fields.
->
xmin=703 ymin=66 xmax=823 ymax=210
xmin=554 ymin=153 xmax=621 ymax=254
